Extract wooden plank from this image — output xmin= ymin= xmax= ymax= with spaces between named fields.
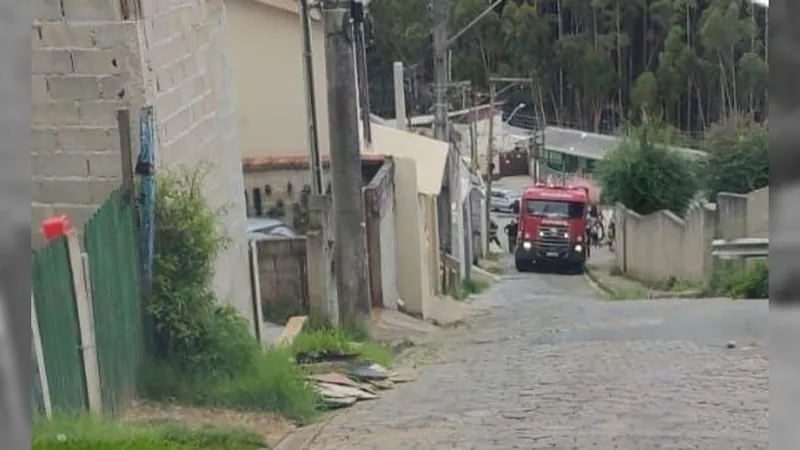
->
xmin=65 ymin=231 xmax=102 ymax=414
xmin=116 ymin=109 xmax=135 ymax=195
xmin=31 ymin=294 xmax=52 ymax=419
xmin=249 ymin=241 xmax=265 ymax=343
xmin=276 ymin=316 xmax=307 ymax=348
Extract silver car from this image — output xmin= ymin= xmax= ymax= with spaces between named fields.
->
xmin=489 ymin=188 xmax=520 ymax=213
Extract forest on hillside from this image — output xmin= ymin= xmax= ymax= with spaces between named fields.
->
xmin=364 ymin=0 xmax=768 ymax=137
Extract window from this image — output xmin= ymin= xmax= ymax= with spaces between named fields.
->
xmin=525 ymin=200 xmax=584 ymax=219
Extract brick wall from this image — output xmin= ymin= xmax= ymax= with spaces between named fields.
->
xmin=32 ymin=0 xmax=253 ymax=326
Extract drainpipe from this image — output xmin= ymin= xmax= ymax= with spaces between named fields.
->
xmin=299 ymin=0 xmax=323 ymax=194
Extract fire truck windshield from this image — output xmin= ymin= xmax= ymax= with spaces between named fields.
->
xmin=526 ymin=200 xmax=585 ymax=219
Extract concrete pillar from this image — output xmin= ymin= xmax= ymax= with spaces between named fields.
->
xmin=393 ymin=61 xmax=407 ymax=130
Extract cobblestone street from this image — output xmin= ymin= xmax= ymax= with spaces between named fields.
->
xmin=307 ymin=255 xmax=768 ymax=450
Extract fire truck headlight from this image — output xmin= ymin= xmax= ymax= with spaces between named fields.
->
xmin=577 ymin=235 xmax=583 ymax=242
xmin=523 ymin=241 xmax=532 ymax=250
xmin=574 ymin=244 xmax=583 ymax=253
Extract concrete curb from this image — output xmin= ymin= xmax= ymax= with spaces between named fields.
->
xmin=271 ymin=412 xmax=339 ymax=450
xmin=472 ymin=265 xmax=501 ymax=284
xmin=583 ymin=267 xmax=615 ymax=299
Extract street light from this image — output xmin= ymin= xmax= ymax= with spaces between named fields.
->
xmin=506 ymin=102 xmax=526 ymax=124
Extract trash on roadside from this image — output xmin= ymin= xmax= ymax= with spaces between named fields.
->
xmin=307 ymin=369 xmax=415 ymax=410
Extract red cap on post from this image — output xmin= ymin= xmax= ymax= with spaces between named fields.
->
xmin=41 ymin=215 xmax=73 ymax=241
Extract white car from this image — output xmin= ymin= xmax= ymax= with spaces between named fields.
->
xmin=247 ymin=217 xmax=297 ymax=240
xmin=489 ymin=188 xmax=520 ymax=213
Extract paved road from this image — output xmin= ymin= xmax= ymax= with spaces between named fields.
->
xmin=308 ymin=257 xmax=768 ymax=450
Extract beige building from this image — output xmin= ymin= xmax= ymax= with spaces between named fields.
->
xmin=226 ymin=1 xmax=451 ymax=318
xmin=225 ymin=0 xmax=330 ymax=158
xmin=32 ymin=0 xmax=253 ymax=326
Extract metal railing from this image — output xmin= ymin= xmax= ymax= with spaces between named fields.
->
xmin=711 ymin=237 xmax=769 ymax=258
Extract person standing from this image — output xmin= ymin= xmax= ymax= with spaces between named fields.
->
xmin=504 ymin=219 xmax=519 ymax=252
xmin=489 ymin=219 xmax=501 ymax=248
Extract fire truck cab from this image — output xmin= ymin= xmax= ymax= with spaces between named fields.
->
xmin=514 ymin=181 xmax=590 ymax=274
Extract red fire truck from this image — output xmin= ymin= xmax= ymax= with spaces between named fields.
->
xmin=514 ymin=181 xmax=591 ymax=274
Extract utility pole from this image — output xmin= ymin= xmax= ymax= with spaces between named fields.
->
xmin=432 ymin=0 xmax=449 ymax=141
xmin=484 ymin=77 xmax=535 ymax=254
xmin=321 ymin=0 xmax=372 ymax=326
xmin=352 ymin=0 xmax=372 ymax=146
xmin=392 ymin=61 xmax=407 ymax=130
xmin=484 ymin=82 xmax=495 ymax=255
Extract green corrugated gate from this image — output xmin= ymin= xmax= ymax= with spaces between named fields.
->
xmin=31 ymin=237 xmax=87 ymax=413
xmin=84 ymin=188 xmax=144 ymax=415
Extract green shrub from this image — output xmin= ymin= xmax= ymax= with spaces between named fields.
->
xmin=701 ymin=115 xmax=768 ymax=200
xmin=149 ymin=167 xmax=258 ymax=377
xmin=596 ymin=121 xmax=699 ymax=216
xmin=707 ymin=259 xmax=768 ymax=299
xmin=728 ymin=260 xmax=769 ymax=299
xmin=141 ymin=166 xmax=318 ymax=421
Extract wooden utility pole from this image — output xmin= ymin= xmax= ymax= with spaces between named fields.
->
xmin=484 ymin=77 xmax=536 ymax=254
xmin=484 ymin=82 xmax=496 ymax=255
xmin=321 ymin=0 xmax=371 ymax=326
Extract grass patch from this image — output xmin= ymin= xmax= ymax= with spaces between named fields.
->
xmin=610 ymin=286 xmax=650 ymax=300
xmin=33 ymin=416 xmax=265 ymax=450
xmin=290 ymin=327 xmax=394 ymax=368
xmin=139 ymin=348 xmax=320 ymax=424
xmin=486 ymin=265 xmax=504 ymax=275
xmin=707 ymin=259 xmax=768 ymax=299
xmin=485 ymin=251 xmax=500 ymax=262
xmin=448 ymin=277 xmax=490 ymax=301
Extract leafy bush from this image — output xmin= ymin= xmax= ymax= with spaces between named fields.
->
xmin=141 ymin=166 xmax=318 ymax=421
xmin=596 ymin=121 xmax=699 ymax=216
xmin=148 ymin=167 xmax=258 ymax=378
xmin=707 ymin=259 xmax=768 ymax=299
xmin=701 ymin=114 xmax=768 ymax=200
xmin=728 ymin=260 xmax=769 ymax=299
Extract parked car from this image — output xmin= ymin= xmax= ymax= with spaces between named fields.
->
xmin=247 ymin=217 xmax=297 ymax=240
xmin=489 ymin=187 xmax=520 ymax=213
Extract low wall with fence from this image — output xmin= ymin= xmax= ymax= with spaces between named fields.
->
xmin=254 ymin=237 xmax=309 ymax=324
xmin=614 ymin=186 xmax=769 ymax=284
xmin=31 ymin=188 xmax=143 ymax=417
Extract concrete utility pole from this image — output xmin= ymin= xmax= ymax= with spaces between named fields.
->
xmin=432 ymin=0 xmax=449 ymax=141
xmin=393 ymin=61 xmax=407 ymax=130
xmin=352 ymin=0 xmax=372 ymax=146
xmin=321 ymin=0 xmax=372 ymax=326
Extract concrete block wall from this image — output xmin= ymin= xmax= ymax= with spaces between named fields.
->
xmin=32 ymin=0 xmax=253 ymax=327
xmin=615 ymin=186 xmax=769 ymax=284
xmin=615 ymin=201 xmax=716 ymax=284
xmin=137 ymin=0 xmax=252 ymax=323
xmin=32 ymin=0 xmax=145 ymax=246
xmin=745 ymin=187 xmax=769 ymax=238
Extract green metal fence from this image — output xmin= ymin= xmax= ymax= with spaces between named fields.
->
xmin=84 ymin=188 xmax=144 ymax=415
xmin=31 ymin=187 xmax=144 ymax=416
xmin=31 ymin=237 xmax=87 ymax=413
